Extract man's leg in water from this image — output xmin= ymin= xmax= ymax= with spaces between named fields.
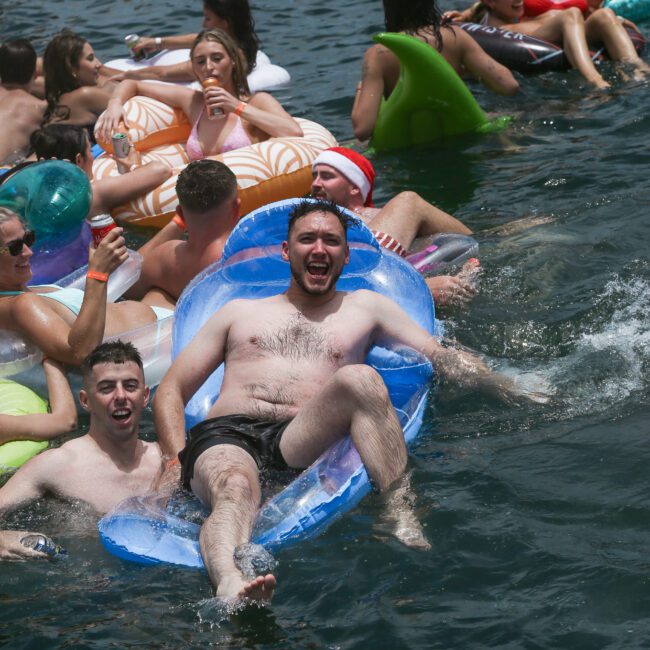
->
xmin=190 ymin=444 xmax=276 ymax=601
xmin=279 ymin=364 xmax=430 ymax=549
xmin=370 ymin=191 xmax=471 ymax=250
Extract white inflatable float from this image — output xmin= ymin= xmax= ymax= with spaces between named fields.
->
xmin=106 ymin=49 xmax=290 ymax=93
xmin=0 ymin=251 xmax=173 ymax=392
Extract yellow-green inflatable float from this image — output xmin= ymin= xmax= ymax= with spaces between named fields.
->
xmin=0 ymin=380 xmax=48 ymax=472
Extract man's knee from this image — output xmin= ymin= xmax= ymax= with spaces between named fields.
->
xmin=210 ymin=466 xmax=259 ymax=504
xmin=391 ymin=190 xmax=423 ymax=211
xmin=333 ymin=364 xmax=390 ymax=406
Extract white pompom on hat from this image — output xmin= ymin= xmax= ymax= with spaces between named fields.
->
xmin=312 ymin=147 xmax=375 ymax=207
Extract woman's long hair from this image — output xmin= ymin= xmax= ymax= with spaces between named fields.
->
xmin=382 ymin=0 xmax=446 ymax=50
xmin=204 ymin=0 xmax=260 ymax=73
xmin=190 ymin=28 xmax=250 ymax=96
xmin=42 ymin=30 xmax=86 ymax=122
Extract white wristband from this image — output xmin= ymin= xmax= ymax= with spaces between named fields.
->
xmin=155 ymin=37 xmax=162 ymax=47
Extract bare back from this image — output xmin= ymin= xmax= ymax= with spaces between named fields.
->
xmin=0 ymin=88 xmax=46 ymax=165
xmin=372 ymin=26 xmax=480 ymax=95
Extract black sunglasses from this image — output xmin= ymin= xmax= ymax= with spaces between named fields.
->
xmin=0 ymin=230 xmax=36 ymax=256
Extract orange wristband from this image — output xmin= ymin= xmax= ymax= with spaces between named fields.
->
xmin=86 ymin=270 xmax=109 ymax=282
xmin=172 ymin=214 xmax=187 ymax=231
xmin=164 ymin=456 xmax=180 ymax=471
xmin=234 ymin=102 xmax=247 ymax=117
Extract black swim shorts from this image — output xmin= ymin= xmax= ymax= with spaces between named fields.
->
xmin=178 ymin=414 xmax=291 ymax=490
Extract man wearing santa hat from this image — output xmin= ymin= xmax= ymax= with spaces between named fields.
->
xmin=311 ymin=147 xmax=477 ymax=307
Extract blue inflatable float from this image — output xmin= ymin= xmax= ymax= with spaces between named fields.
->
xmin=0 ymin=161 xmax=92 ymax=283
xmin=99 ymin=198 xmax=439 ymax=568
xmin=604 ymin=0 xmax=649 ymax=23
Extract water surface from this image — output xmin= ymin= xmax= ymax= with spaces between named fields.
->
xmin=2 ymin=1 xmax=650 ymax=647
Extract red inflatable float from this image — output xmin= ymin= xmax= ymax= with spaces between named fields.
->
xmin=524 ymin=0 xmax=589 ymax=17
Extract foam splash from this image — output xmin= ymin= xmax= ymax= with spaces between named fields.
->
xmin=549 ymin=270 xmax=650 ymax=415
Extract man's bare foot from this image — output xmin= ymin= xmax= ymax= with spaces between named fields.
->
xmin=379 ymin=473 xmax=431 ymax=551
xmin=238 ymin=574 xmax=277 ymax=602
xmin=217 ymin=572 xmax=277 ymax=604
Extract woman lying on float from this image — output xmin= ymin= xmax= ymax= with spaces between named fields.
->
xmin=96 ymin=28 xmax=301 ymax=161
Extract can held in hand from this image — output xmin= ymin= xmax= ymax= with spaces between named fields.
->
xmin=201 ymin=77 xmax=224 ymax=119
xmin=21 ymin=534 xmax=68 ymax=558
xmin=112 ymin=132 xmax=131 ymax=159
xmin=88 ymin=213 xmax=117 ymax=248
xmin=125 ymin=34 xmax=145 ymax=62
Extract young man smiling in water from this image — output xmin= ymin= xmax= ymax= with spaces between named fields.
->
xmin=154 ymin=199 xmax=547 ymax=605
xmin=0 ymin=341 xmax=162 ymax=559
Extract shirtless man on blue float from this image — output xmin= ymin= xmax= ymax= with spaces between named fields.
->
xmin=154 ymin=199 xmax=548 ymax=605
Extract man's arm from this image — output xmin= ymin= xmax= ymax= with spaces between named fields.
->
xmin=153 ymin=301 xmax=239 ymax=459
xmin=125 ymin=219 xmax=185 ymax=300
xmin=368 ymin=291 xmax=548 ymax=405
xmin=0 ymin=450 xmax=62 ymax=560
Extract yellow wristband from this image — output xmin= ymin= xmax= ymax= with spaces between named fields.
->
xmin=86 ymin=270 xmax=109 ymax=282
xmin=234 ymin=101 xmax=247 ymax=117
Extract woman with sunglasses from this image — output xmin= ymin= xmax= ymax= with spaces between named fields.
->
xmin=0 ymin=208 xmax=172 ymax=366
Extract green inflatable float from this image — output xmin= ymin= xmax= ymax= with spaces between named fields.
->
xmin=0 ymin=379 xmax=48 ymax=472
xmin=370 ymin=32 xmax=510 ymax=152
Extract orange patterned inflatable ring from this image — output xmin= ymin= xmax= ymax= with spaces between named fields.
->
xmin=96 ymin=96 xmax=191 ymax=155
xmin=93 ymin=97 xmax=337 ymax=229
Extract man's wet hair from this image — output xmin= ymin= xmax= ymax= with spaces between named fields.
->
xmin=0 ymin=39 xmax=37 ymax=85
xmin=287 ymin=199 xmax=357 ymax=240
xmin=176 ymin=159 xmax=238 ymax=214
xmin=81 ymin=341 xmax=143 ymax=381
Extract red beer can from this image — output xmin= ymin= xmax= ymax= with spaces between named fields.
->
xmin=88 ymin=213 xmax=117 ymax=248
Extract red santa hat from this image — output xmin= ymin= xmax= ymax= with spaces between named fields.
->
xmin=312 ymin=147 xmax=375 ymax=207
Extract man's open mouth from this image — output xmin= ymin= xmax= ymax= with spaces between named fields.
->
xmin=307 ymin=262 xmax=328 ymax=277
xmin=112 ymin=408 xmax=132 ymax=422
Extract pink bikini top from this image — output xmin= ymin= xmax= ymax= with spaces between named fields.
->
xmin=185 ymin=107 xmax=253 ymax=161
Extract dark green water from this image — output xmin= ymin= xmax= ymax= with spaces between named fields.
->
xmin=2 ymin=1 xmax=650 ymax=647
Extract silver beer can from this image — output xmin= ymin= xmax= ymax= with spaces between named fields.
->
xmin=112 ymin=132 xmax=131 ymax=158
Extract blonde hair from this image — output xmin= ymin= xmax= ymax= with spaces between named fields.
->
xmin=0 ymin=207 xmax=22 ymax=228
xmin=190 ymin=28 xmax=250 ymax=97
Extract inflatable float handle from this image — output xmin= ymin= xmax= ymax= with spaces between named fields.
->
xmin=406 ymin=233 xmax=479 ymax=274
xmin=56 ymin=248 xmax=143 ymax=302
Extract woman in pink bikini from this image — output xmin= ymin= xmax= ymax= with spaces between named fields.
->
xmin=96 ymin=29 xmax=302 ymax=160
